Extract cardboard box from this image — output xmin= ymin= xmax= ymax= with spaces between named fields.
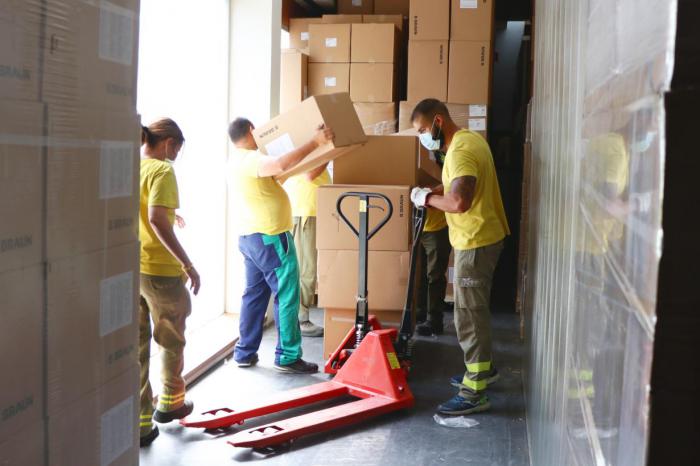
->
xmin=450 ymin=0 xmax=494 ymax=41
xmin=409 ymin=0 xmax=450 ymax=40
xmin=49 ymin=366 xmax=139 ymax=466
xmin=317 ymin=184 xmax=410 ymax=251
xmin=0 ymin=265 xmax=43 ymax=442
xmin=323 ymin=308 xmax=405 ymax=359
xmin=322 ymin=14 xmax=364 ymax=24
xmin=43 ymin=0 xmax=140 ymax=111
xmin=448 ymin=40 xmax=492 ymax=104
xmin=308 ymin=63 xmax=351 ymax=96
xmin=0 ymin=100 xmax=44 ymax=274
xmin=253 ymin=93 xmax=367 ymax=180
xmin=353 ymin=102 xmax=398 ymax=135
xmin=351 ymin=23 xmax=398 ymax=63
xmin=337 ymin=0 xmax=374 ymax=14
xmin=289 ymin=17 xmax=323 ymax=52
xmin=0 ymin=0 xmax=42 ymax=101
xmin=318 ymin=250 xmax=410 ymax=310
xmin=399 ymin=100 xmax=488 ymax=131
xmin=281 ymin=50 xmax=309 ymax=113
xmin=350 ymin=63 xmax=396 ymax=102
xmin=47 ymin=242 xmax=139 ymax=415
xmin=46 ymin=107 xmax=140 ymax=261
xmin=374 ymin=0 xmax=410 ymax=17
xmin=309 ymin=24 xmax=352 ymax=63
xmin=333 ymin=135 xmax=441 ymax=186
xmin=363 ymin=14 xmax=405 ymax=32
xmin=407 ymin=41 xmax=448 ymax=101
xmin=0 ymin=419 xmax=44 ymax=466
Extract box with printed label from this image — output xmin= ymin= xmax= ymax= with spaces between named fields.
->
xmin=363 ymin=14 xmax=405 ymax=31
xmin=309 ymin=24 xmax=352 ymax=63
xmin=0 ymin=0 xmax=42 ymax=101
xmin=0 ymin=100 xmax=45 ymax=274
xmin=318 ymin=250 xmax=411 ymax=310
xmin=253 ymin=93 xmax=367 ymax=180
xmin=46 ymin=107 xmax=140 ymax=261
xmin=350 ymin=63 xmax=396 ymax=102
xmin=0 ymin=419 xmax=44 ymax=466
xmin=450 ymin=0 xmax=494 ymax=41
xmin=321 ymin=14 xmax=364 ymax=24
xmin=43 ymin=0 xmax=140 ymax=111
xmin=289 ymin=17 xmax=323 ymax=52
xmin=0 ymin=265 xmax=43 ymax=443
xmin=333 ymin=135 xmax=441 ymax=186
xmin=375 ymin=0 xmax=410 ymax=17
xmin=407 ymin=41 xmax=448 ymax=101
xmin=281 ymin=49 xmax=309 ymax=113
xmin=47 ymin=242 xmax=139 ymax=415
xmin=49 ymin=366 xmax=139 ymax=466
xmin=399 ymin=100 xmax=488 ymax=131
xmin=317 ymin=184 xmax=410 ymax=251
xmin=351 ymin=23 xmax=398 ymax=63
xmin=353 ymin=102 xmax=398 ymax=135
xmin=323 ymin=308 xmax=406 ymax=359
xmin=448 ymin=40 xmax=492 ymax=104
xmin=338 ymin=0 xmax=374 ymax=14
xmin=309 ymin=63 xmax=351 ymax=96
xmin=409 ymin=0 xmax=450 ymax=41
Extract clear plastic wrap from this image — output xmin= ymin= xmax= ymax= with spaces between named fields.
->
xmin=523 ymin=1 xmax=677 ymax=465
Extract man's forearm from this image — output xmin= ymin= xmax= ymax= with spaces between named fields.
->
xmin=151 ymin=221 xmax=192 ymax=268
xmin=277 ymin=140 xmax=319 ymax=173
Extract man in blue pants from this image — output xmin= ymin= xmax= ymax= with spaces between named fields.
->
xmin=228 ymin=118 xmax=334 ymax=373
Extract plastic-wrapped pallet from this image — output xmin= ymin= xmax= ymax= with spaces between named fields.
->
xmin=523 ymin=1 xmax=677 ymax=465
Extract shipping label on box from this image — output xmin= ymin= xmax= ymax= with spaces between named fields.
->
xmin=0 ymin=265 xmax=44 ymax=442
xmin=47 ymin=242 xmax=139 ymax=415
xmin=309 ymin=63 xmax=351 ymax=96
xmin=309 ymin=24 xmax=351 ymax=63
xmin=317 ymin=184 xmax=411 ymax=251
xmin=451 ymin=0 xmax=494 ymax=41
xmin=289 ymin=18 xmax=323 ymax=51
xmin=407 ymin=41 xmax=448 ymax=102
xmin=409 ymin=0 xmax=450 ymax=40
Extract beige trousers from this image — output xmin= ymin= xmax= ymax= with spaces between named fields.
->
xmin=292 ymin=216 xmax=317 ymax=322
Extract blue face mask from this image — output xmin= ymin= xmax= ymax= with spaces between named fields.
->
xmin=419 ymin=116 xmax=443 ymax=151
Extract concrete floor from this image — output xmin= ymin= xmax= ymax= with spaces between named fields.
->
xmin=140 ymin=309 xmax=529 ymax=466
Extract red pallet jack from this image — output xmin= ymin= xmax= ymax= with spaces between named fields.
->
xmin=181 ymin=192 xmax=427 ymax=451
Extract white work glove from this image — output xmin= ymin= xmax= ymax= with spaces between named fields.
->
xmin=410 ymin=187 xmax=432 ymax=208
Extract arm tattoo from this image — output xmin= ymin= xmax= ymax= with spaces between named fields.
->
xmin=450 ymin=176 xmax=476 ymax=210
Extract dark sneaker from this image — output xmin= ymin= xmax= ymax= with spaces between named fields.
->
xmin=236 ymin=353 xmax=259 ymax=368
xmin=415 ymin=319 xmax=444 ymax=336
xmin=274 ymin=359 xmax=319 ymax=374
xmin=450 ymin=368 xmax=500 ymax=388
xmin=437 ymin=395 xmax=491 ymax=415
xmin=153 ymin=400 xmax=194 ymax=424
xmin=300 ymin=321 xmax=324 ymax=337
xmin=140 ymin=426 xmax=159 ymax=447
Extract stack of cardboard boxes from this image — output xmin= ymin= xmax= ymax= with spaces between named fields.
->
xmin=402 ymin=0 xmax=492 ymax=137
xmin=316 ymin=134 xmax=442 ymax=357
xmin=1 ymin=0 xmax=141 ymax=464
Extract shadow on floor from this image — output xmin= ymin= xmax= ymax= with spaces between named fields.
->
xmin=140 ymin=309 xmax=529 ymax=466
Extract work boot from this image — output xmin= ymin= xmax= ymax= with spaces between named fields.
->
xmin=437 ymin=394 xmax=490 ymax=416
xmin=300 ymin=321 xmax=324 ymax=337
xmin=236 ymin=353 xmax=259 ymax=368
xmin=153 ymin=400 xmax=194 ymax=424
xmin=415 ymin=319 xmax=444 ymax=336
xmin=450 ymin=367 xmax=500 ymax=388
xmin=274 ymin=359 xmax=319 ymax=374
xmin=140 ymin=426 xmax=159 ymax=447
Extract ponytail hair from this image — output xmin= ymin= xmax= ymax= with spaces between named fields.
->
xmin=141 ymin=118 xmax=185 ymax=148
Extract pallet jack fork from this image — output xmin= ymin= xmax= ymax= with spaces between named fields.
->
xmin=181 ymin=192 xmax=427 ymax=450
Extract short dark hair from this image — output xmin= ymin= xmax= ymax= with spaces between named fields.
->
xmin=411 ymin=99 xmax=450 ymax=124
xmin=228 ymin=117 xmax=254 ymax=143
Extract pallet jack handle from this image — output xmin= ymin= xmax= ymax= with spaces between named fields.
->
xmin=336 ymin=192 xmax=393 ymax=346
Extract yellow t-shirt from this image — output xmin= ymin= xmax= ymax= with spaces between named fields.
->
xmin=424 ymin=207 xmax=448 ymax=232
xmin=231 ymin=148 xmax=293 ymax=235
xmin=442 ymin=130 xmax=510 ymax=250
xmin=139 ymin=158 xmax=182 ymax=277
xmin=284 ymin=169 xmax=332 ymax=218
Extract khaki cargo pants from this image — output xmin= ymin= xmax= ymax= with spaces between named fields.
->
xmin=453 ymin=240 xmax=503 ymax=400
xmin=417 ymin=227 xmax=452 ymax=323
xmin=139 ymin=274 xmax=191 ymax=436
xmin=293 ymin=216 xmax=317 ymax=322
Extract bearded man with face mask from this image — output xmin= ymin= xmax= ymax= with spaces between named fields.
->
xmin=410 ymin=99 xmax=510 ymax=416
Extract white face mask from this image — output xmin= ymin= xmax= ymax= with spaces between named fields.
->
xmin=419 ymin=116 xmax=442 ymax=151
